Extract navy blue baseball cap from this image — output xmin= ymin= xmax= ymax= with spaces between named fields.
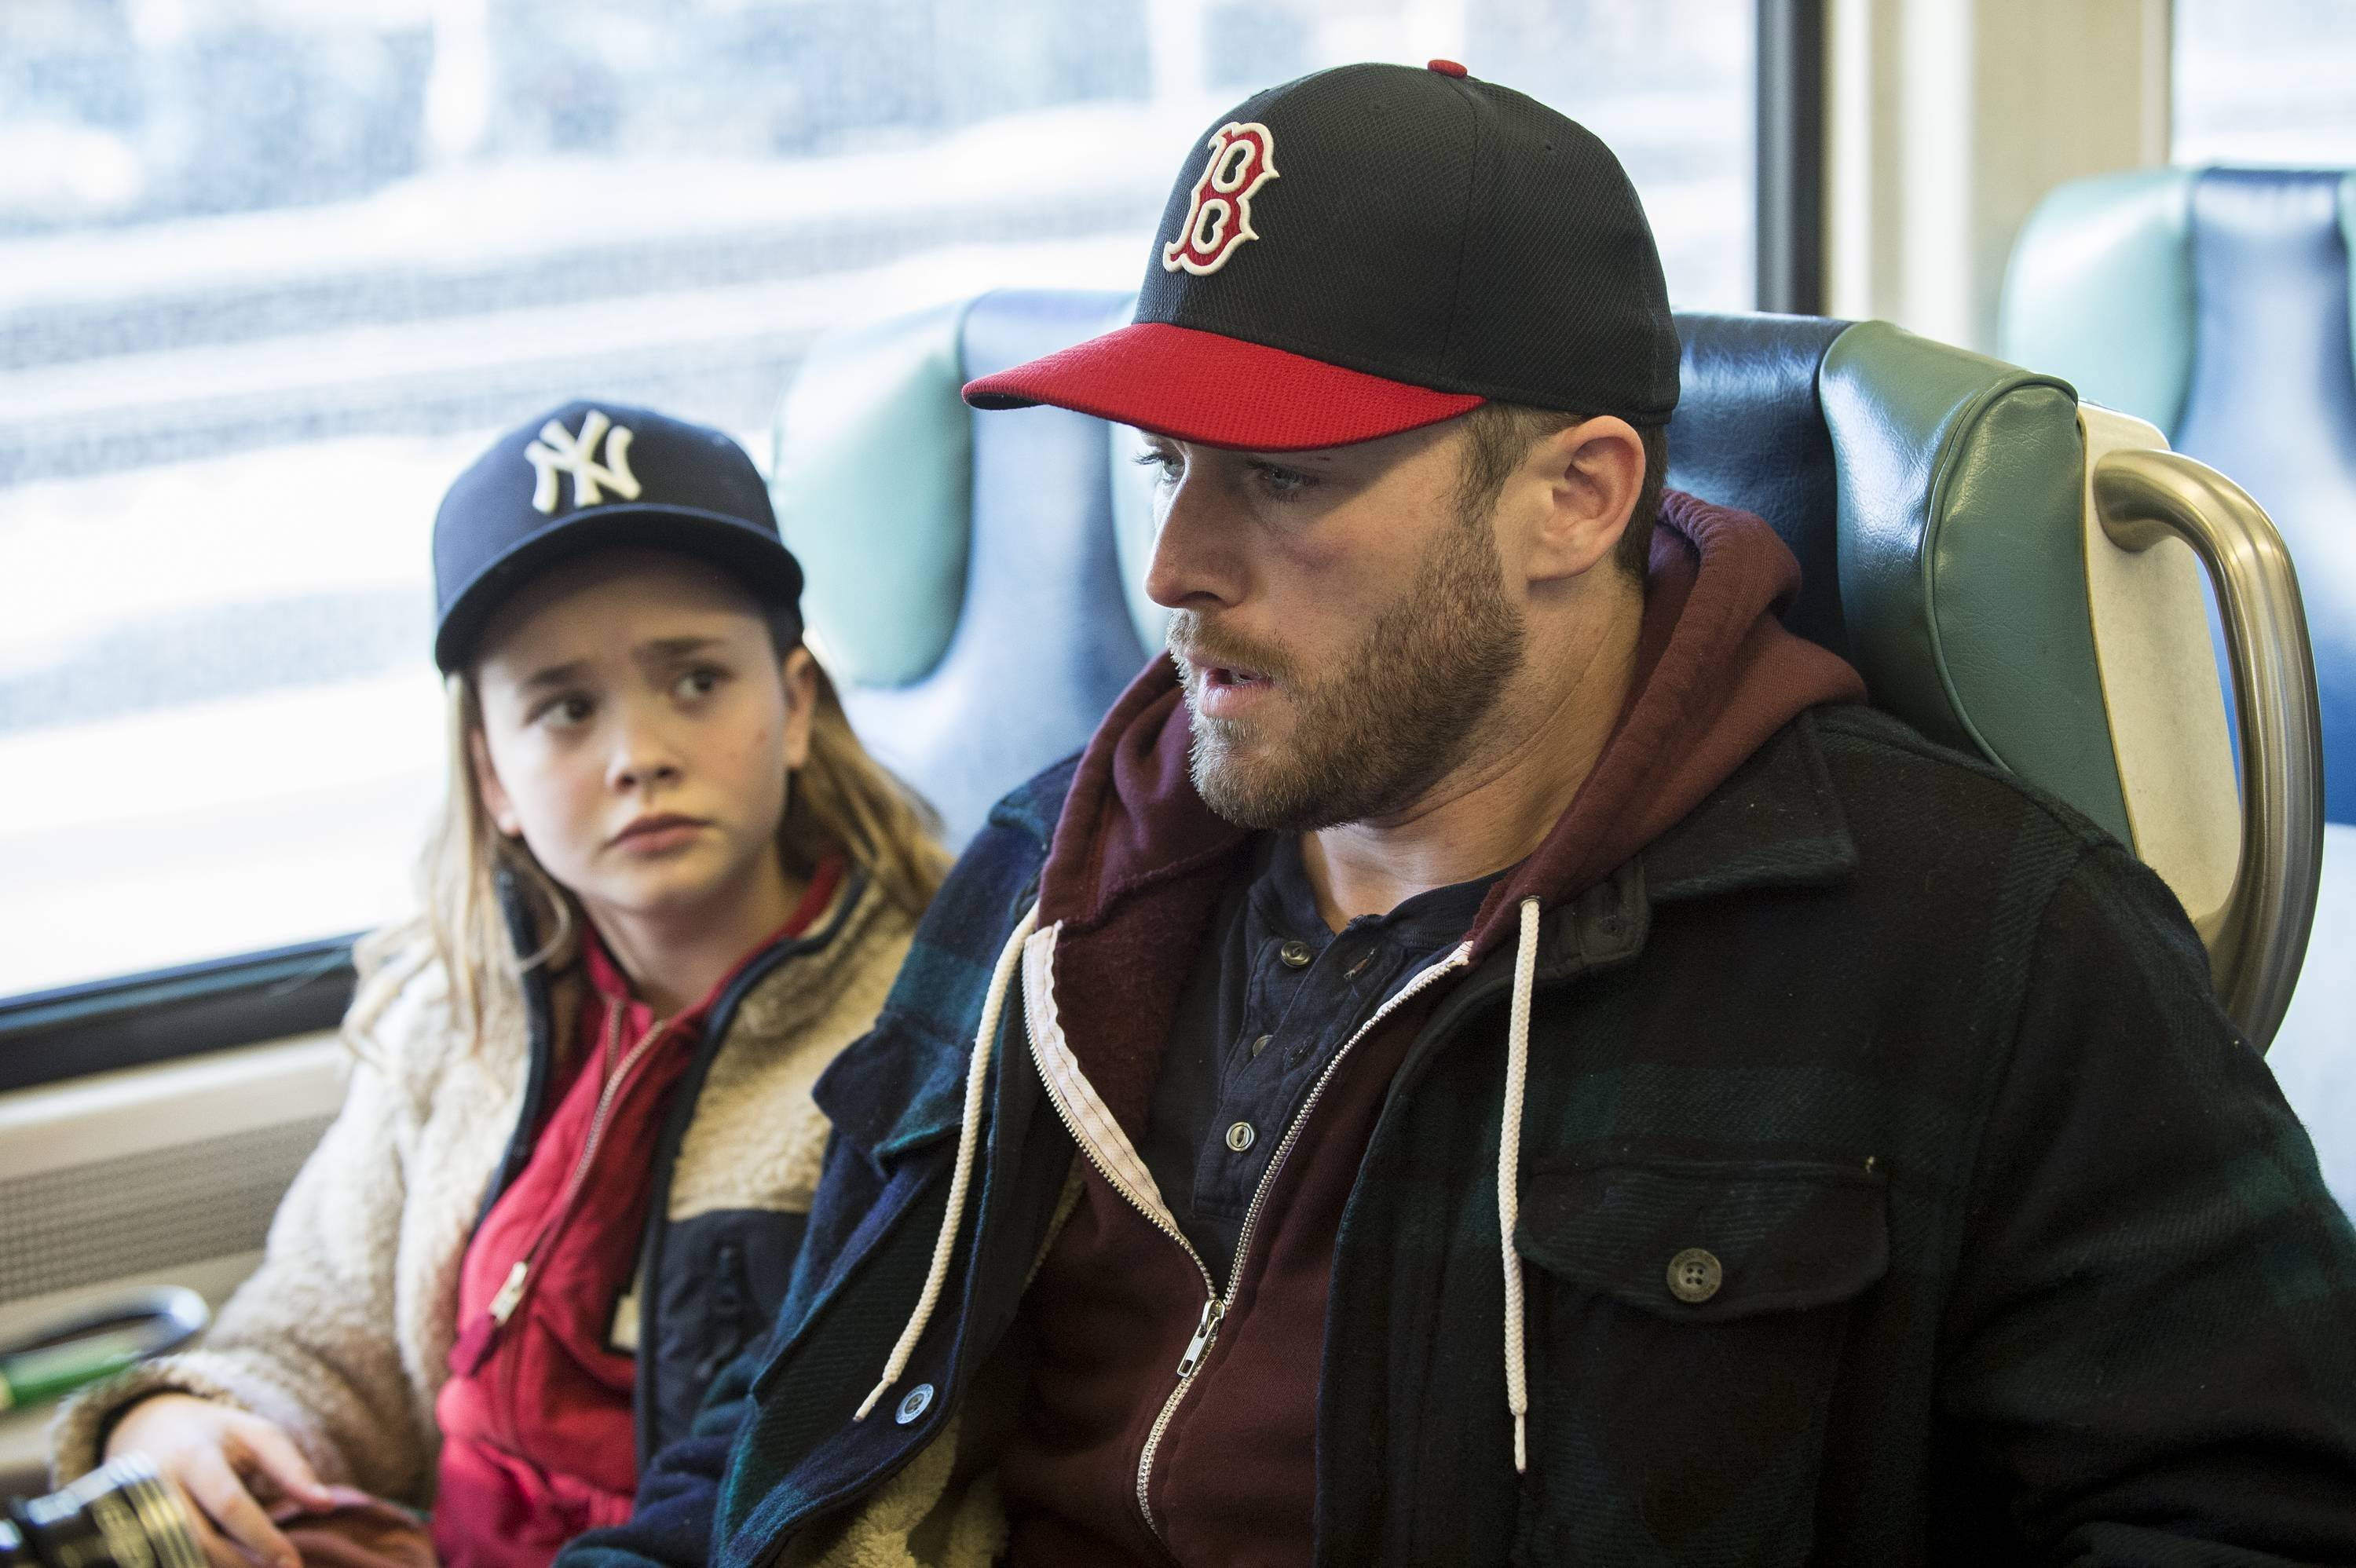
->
xmin=431 ymin=400 xmax=804 ymax=672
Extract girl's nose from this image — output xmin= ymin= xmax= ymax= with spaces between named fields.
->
xmin=607 ymin=714 xmax=684 ymax=791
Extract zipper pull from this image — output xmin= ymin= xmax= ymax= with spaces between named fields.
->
xmin=1176 ymin=1299 xmax=1225 ymax=1379
xmin=489 ymin=1260 xmax=530 ymax=1325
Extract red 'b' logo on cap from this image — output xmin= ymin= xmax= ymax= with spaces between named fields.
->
xmin=1162 ymin=122 xmax=1279 ymax=276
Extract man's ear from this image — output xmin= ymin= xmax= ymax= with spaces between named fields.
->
xmin=779 ymin=647 xmax=819 ymax=772
xmin=470 ymin=729 xmax=524 ymax=836
xmin=1518 ymin=415 xmax=1646 ymax=584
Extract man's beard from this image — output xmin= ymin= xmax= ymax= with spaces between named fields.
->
xmin=1169 ymin=508 xmax=1525 ymax=832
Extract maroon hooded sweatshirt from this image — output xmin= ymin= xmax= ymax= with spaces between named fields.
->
xmin=996 ymin=495 xmax=1868 ymax=1566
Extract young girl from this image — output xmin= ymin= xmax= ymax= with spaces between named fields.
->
xmin=52 ymin=401 xmax=946 ymax=1568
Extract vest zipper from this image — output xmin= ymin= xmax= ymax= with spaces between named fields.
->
xmin=487 ymin=1008 xmax=670 ymax=1329
xmin=1028 ymin=937 xmax=1472 ymax=1548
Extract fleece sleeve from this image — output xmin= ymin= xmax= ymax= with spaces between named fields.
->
xmin=1937 ymin=842 xmax=2356 ymax=1563
xmin=49 ymin=1046 xmax=441 ymax=1504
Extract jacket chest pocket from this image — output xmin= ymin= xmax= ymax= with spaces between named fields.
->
xmin=1509 ymin=1155 xmax=1887 ymax=1568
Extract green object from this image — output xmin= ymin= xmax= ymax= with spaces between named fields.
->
xmin=1997 ymin=166 xmax=2197 ymax=434
xmin=771 ymin=298 xmax=976 ymax=688
xmin=1821 ymin=320 xmax=2135 ymax=847
xmin=0 ymin=1287 xmax=209 ymax=1412
xmin=1 ymin=1336 xmax=145 ymax=1409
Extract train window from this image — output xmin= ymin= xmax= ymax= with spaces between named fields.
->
xmin=0 ymin=0 xmax=1755 ymax=1014
xmin=2175 ymin=0 xmax=2356 ymax=162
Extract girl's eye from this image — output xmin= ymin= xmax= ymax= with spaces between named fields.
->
xmin=537 ymin=694 xmax=594 ymax=729
xmin=675 ymin=667 xmax=724 ymax=700
xmin=1133 ymin=448 xmax=1182 ymax=485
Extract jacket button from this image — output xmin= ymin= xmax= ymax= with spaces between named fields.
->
xmin=1667 ymin=1248 xmax=1722 ymax=1303
xmin=894 ymin=1383 xmax=934 ymax=1424
xmin=1279 ymin=939 xmax=1313 ymax=968
xmin=1225 ymin=1120 xmax=1257 ymax=1152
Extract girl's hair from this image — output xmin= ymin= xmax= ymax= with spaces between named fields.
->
xmin=357 ymin=613 xmax=948 ymax=1054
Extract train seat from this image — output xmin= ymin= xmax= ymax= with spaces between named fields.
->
xmin=2003 ymin=167 xmax=2354 ymax=1203
xmin=770 ymin=287 xmax=2324 ymax=1152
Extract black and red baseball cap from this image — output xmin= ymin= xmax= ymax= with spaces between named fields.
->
xmin=962 ymin=60 xmax=1679 ymax=451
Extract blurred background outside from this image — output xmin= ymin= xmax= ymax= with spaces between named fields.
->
xmin=13 ymin=0 xmax=2354 ymax=1001
xmin=0 ymin=0 xmax=1755 ymax=998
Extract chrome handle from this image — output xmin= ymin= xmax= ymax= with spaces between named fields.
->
xmin=2092 ymin=448 xmax=2324 ymax=1051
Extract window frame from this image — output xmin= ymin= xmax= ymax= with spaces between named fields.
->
xmin=0 ymin=938 xmax=358 ymax=1093
xmin=2 ymin=9 xmax=1814 ymax=1086
xmin=1755 ymin=0 xmax=1827 ymax=315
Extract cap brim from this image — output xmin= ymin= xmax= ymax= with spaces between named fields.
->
xmin=961 ymin=323 xmax=1486 ymax=451
xmin=434 ymin=505 xmax=803 ymax=673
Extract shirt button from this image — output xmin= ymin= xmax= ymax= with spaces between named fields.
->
xmin=1225 ymin=1120 xmax=1257 ymax=1152
xmin=1250 ymin=1034 xmax=1273 ymax=1058
xmin=894 ymin=1383 xmax=934 ymax=1424
xmin=1666 ymin=1248 xmax=1723 ymax=1303
xmin=1279 ymin=940 xmax=1313 ymax=969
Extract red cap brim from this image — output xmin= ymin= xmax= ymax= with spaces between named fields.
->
xmin=960 ymin=323 xmax=1486 ymax=451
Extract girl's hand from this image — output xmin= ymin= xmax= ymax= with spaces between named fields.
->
xmin=103 ymin=1393 xmax=338 ymax=1568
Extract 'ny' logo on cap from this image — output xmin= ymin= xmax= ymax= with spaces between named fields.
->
xmin=1163 ymin=122 xmax=1279 ymax=276
xmin=525 ymin=410 xmax=642 ymax=514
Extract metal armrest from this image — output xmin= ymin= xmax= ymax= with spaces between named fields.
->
xmin=2094 ymin=448 xmax=2325 ymax=1048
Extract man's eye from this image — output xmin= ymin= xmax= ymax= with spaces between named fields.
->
xmin=675 ymin=667 xmax=724 ymax=700
xmin=1250 ymin=461 xmax=1312 ymax=498
xmin=1133 ymin=448 xmax=1182 ymax=484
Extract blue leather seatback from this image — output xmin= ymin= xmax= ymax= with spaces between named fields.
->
xmin=1666 ymin=313 xmax=1853 ymax=659
xmin=2172 ymin=170 xmax=2356 ymax=826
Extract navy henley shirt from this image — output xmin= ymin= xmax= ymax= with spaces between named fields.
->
xmin=1137 ymin=832 xmax=1505 ymax=1285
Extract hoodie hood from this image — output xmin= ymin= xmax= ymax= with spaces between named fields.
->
xmin=1036 ymin=489 xmax=1868 ymax=953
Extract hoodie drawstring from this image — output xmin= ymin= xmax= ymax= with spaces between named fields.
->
xmin=854 ymin=902 xmax=1039 ymax=1422
xmin=854 ymin=891 xmax=1543 ymax=1476
xmin=1498 ymin=895 xmax=1542 ymax=1474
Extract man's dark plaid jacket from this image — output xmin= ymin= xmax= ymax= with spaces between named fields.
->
xmin=560 ymin=704 xmax=2356 ymax=1567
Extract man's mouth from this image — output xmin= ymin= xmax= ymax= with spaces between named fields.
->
xmin=1178 ymin=649 xmax=1281 ymax=720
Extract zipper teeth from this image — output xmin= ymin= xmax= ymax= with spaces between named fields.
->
xmin=579 ymin=1018 xmax=668 ymax=1178
xmin=1023 ymin=967 xmax=1220 ymax=1299
xmin=1220 ymin=945 xmax=1472 ymax=1292
xmin=496 ymin=1011 xmax=669 ymax=1323
xmin=1030 ymin=1051 xmax=1208 ymax=1549
xmin=1135 ymin=1360 xmax=1195 ymax=1536
xmin=1121 ymin=941 xmax=1474 ymax=1544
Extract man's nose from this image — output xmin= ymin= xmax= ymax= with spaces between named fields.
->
xmin=1143 ymin=465 xmax=1242 ymax=611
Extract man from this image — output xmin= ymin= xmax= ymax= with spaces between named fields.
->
xmin=563 ymin=62 xmax=2356 ymax=1567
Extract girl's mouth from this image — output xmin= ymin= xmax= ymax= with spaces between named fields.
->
xmin=612 ymin=813 xmax=709 ymax=853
